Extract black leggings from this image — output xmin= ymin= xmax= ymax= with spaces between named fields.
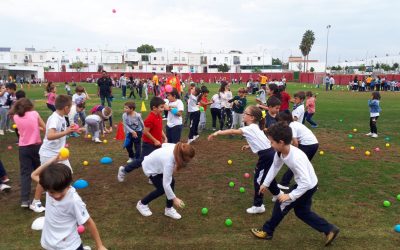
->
xmin=210 ymin=108 xmax=222 ymax=130
xmin=221 ymin=108 xmax=232 ymax=129
xmin=141 ymin=174 xmax=175 ymax=208
xmin=188 ymin=111 xmax=200 ymax=139
xmin=370 ymin=116 xmax=379 ymax=134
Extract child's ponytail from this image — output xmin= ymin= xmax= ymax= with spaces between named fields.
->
xmin=174 ymin=142 xmax=195 ymax=171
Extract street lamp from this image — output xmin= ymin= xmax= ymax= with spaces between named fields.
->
xmin=325 ymin=25 xmax=331 ymax=73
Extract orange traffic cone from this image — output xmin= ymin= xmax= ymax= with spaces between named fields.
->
xmin=115 ymin=122 xmax=125 ymax=140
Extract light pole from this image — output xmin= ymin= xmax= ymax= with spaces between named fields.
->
xmin=325 ymin=25 xmax=331 ymax=73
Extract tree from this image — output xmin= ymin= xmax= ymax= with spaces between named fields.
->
xmin=380 ymin=63 xmax=391 ymax=72
xmin=272 ymin=58 xmax=282 ymax=65
xmin=252 ymin=67 xmax=261 ymax=73
xmin=137 ymin=44 xmax=157 ymax=53
xmin=374 ymin=63 xmax=380 ymax=69
xmin=310 ymin=67 xmax=315 ymax=72
xmin=358 ymin=64 xmax=366 ymax=72
xmin=299 ymin=30 xmax=316 ymax=72
xmin=392 ymin=62 xmax=399 ymax=71
xmin=217 ymin=63 xmax=230 ymax=72
xmin=70 ymin=61 xmax=87 ymax=72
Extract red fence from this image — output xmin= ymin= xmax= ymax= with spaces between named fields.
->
xmin=44 ymin=72 xmax=293 ymax=83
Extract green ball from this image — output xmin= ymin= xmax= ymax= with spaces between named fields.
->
xmin=348 ymin=134 xmax=353 ymax=139
xmin=199 ymin=106 xmax=205 ymax=112
xmin=397 ymin=194 xmax=400 ymax=201
xmin=225 ymin=218 xmax=233 ymax=227
xmin=229 ymin=182 xmax=235 ymax=188
xmin=339 ymin=119 xmax=343 ymax=122
xmin=239 ymin=187 xmax=245 ymax=193
xmin=383 ymin=200 xmax=391 ymax=207
xmin=385 ymin=137 xmax=391 ymax=141
xmin=201 ymin=207 xmax=208 ymax=215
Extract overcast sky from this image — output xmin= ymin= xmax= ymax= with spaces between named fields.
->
xmin=1 ymin=0 xmax=399 ymax=65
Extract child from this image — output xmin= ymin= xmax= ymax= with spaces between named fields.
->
xmin=72 ymin=86 xmax=89 ymax=125
xmin=118 ymin=97 xmax=167 ymax=182
xmin=208 ymin=105 xmax=282 ymax=214
xmin=31 ymin=156 xmax=107 ymax=250
xmin=64 ymin=82 xmax=72 ymax=96
xmin=275 ymin=111 xmax=319 ymax=190
xmin=85 ymin=106 xmax=112 ymax=143
xmin=292 ymin=91 xmax=305 ymax=124
xmin=255 ymin=85 xmax=267 ymax=106
xmin=136 ymin=142 xmax=195 ymax=220
xmin=187 ymin=87 xmax=201 ymax=144
xmin=45 ymin=82 xmax=56 ymax=112
xmin=123 ymin=101 xmax=144 ymax=163
xmin=11 ymin=98 xmax=46 ymax=211
xmin=198 ymin=87 xmax=212 ymax=132
xmin=229 ymin=87 xmax=247 ymax=129
xmin=165 ymin=89 xmax=184 ymax=143
xmin=305 ymin=91 xmax=318 ymax=128
xmin=366 ymin=91 xmax=381 ymax=138
xmin=265 ymin=96 xmax=281 ymax=129
xmin=0 ymin=160 xmax=11 ymax=191
xmin=0 ymin=83 xmax=17 ymax=134
xmin=183 ymin=83 xmax=196 ymax=127
xmin=251 ymin=122 xmax=339 ymax=247
xmin=143 ymin=79 xmax=148 ymax=100
xmin=210 ymin=91 xmax=222 ymax=131
xmin=219 ymin=82 xmax=233 ymax=129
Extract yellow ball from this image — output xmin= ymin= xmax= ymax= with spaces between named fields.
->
xmin=350 ymin=146 xmax=355 ymax=150
xmin=227 ymin=160 xmax=232 ymax=165
xmin=353 ymin=128 xmax=357 ymax=132
xmin=12 ymin=124 xmax=17 ymax=129
xmin=385 ymin=143 xmax=390 ymax=147
xmin=83 ymin=161 xmax=89 ymax=166
xmin=319 ymin=150 xmax=324 ymax=155
xmin=103 ymin=139 xmax=108 ymax=144
xmin=59 ymin=147 xmax=70 ymax=159
xmin=365 ymin=151 xmax=371 ymax=156
xmin=87 ymin=134 xmax=92 ymax=139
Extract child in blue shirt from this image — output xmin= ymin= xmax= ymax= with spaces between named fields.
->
xmin=366 ymin=91 xmax=381 ymax=138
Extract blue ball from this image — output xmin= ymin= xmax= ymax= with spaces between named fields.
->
xmin=171 ymin=108 xmax=178 ymax=115
xmin=73 ymin=179 xmax=89 ymax=189
xmin=394 ymin=224 xmax=400 ymax=233
xmin=100 ymin=157 xmax=113 ymax=164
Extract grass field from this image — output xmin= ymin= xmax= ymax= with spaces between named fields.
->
xmin=1 ymin=82 xmax=400 ymax=249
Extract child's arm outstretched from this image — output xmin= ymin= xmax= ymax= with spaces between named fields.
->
xmin=84 ymin=218 xmax=107 ymax=250
xmin=47 ymin=127 xmax=75 ymax=140
xmin=208 ymin=129 xmax=243 ymax=141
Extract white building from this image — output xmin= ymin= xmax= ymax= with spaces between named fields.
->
xmin=288 ymin=56 xmax=326 ymax=72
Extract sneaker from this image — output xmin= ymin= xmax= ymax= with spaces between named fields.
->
xmin=117 ymin=166 xmax=126 ymax=182
xmin=311 ymin=125 xmax=318 ymax=128
xmin=277 ymin=184 xmax=290 ymax=190
xmin=126 ymin=158 xmax=134 ymax=164
xmin=246 ymin=205 xmax=265 ymax=214
xmin=1 ymin=176 xmax=10 ymax=183
xmin=325 ymin=225 xmax=340 ymax=246
xmin=193 ymin=135 xmax=200 ymax=141
xmin=371 ymin=133 xmax=378 ymax=138
xmin=0 ymin=130 xmax=4 ymax=135
xmin=30 ymin=201 xmax=46 ymax=213
xmin=136 ymin=201 xmax=152 ymax=217
xmin=164 ymin=207 xmax=182 ymax=220
xmin=250 ymin=228 xmax=273 ymax=240
xmin=21 ymin=201 xmax=30 ymax=208
xmin=148 ymin=178 xmax=153 ymax=185
xmin=212 ymin=128 xmax=216 ymax=131
xmin=7 ymin=129 xmax=14 ymax=133
xmin=0 ymin=184 xmax=11 ymax=191
xmin=94 ymin=138 xmax=102 ymax=143
xmin=187 ymin=138 xmax=194 ymax=144
xmin=365 ymin=132 xmax=372 ymax=136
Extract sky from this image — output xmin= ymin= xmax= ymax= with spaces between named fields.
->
xmin=1 ymin=0 xmax=399 ymax=65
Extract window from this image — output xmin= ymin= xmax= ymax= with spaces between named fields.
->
xmin=153 ymin=57 xmax=157 ymax=61
xmin=247 ymin=57 xmax=250 ymax=61
xmin=40 ymin=55 xmax=43 ymax=60
xmin=174 ymin=57 xmax=178 ymax=61
xmin=182 ymin=57 xmax=185 ymax=61
xmin=225 ymin=57 xmax=228 ymax=62
xmin=213 ymin=57 xmax=216 ymax=61
xmin=258 ymin=57 xmax=261 ymax=61
xmin=161 ymin=56 xmax=164 ymax=61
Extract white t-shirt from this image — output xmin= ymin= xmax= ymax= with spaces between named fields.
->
xmin=262 ymin=145 xmax=318 ymax=202
xmin=329 ymin=77 xmax=335 ymax=85
xmin=142 ymin=143 xmax=177 ymax=200
xmin=39 ymin=112 xmax=67 ymax=157
xmin=289 ymin=121 xmax=318 ymax=145
xmin=0 ymin=92 xmax=7 ymax=105
xmin=210 ymin=94 xmax=221 ymax=109
xmin=258 ymin=89 xmax=267 ymax=104
xmin=220 ymin=91 xmax=233 ymax=108
xmin=167 ymin=99 xmax=184 ymax=127
xmin=41 ymin=187 xmax=90 ymax=250
xmin=239 ymin=123 xmax=271 ymax=153
xmin=72 ymin=93 xmax=86 ymax=105
xmin=120 ymin=76 xmax=127 ymax=86
xmin=292 ymin=104 xmax=305 ymax=123
xmin=187 ymin=94 xmax=199 ymax=113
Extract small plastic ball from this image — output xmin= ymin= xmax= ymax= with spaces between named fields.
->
xmin=64 ymin=143 xmax=69 ymax=148
xmin=171 ymin=108 xmax=178 ymax=115
xmin=397 ymin=194 xmax=400 ymax=201
xmin=87 ymin=134 xmax=92 ymax=139
xmin=59 ymin=148 xmax=70 ymax=159
xmin=239 ymin=187 xmax=245 ymax=193
xmin=229 ymin=182 xmax=235 ymax=188
xmin=103 ymin=139 xmax=108 ymax=144
xmin=244 ymin=173 xmax=250 ymax=178
xmin=385 ymin=137 xmax=390 ymax=141
xmin=12 ymin=124 xmax=17 ymax=129
xmin=383 ymin=200 xmax=391 ymax=207
xmin=225 ymin=219 xmax=233 ymax=227
xmin=394 ymin=224 xmax=400 ymax=233
xmin=319 ymin=150 xmax=324 ymax=155
xmin=165 ymin=85 xmax=173 ymax=92
xmin=77 ymin=225 xmax=85 ymax=234
xmin=339 ymin=119 xmax=343 ymax=122
xmin=350 ymin=146 xmax=355 ymax=150
xmin=227 ymin=160 xmax=232 ymax=165
xmin=348 ymin=134 xmax=353 ymax=139
xmin=199 ymin=106 xmax=205 ymax=112
xmin=201 ymin=207 xmax=208 ymax=215
xmin=374 ymin=147 xmax=380 ymax=152
xmin=7 ymin=146 xmax=12 ymax=150
xmin=83 ymin=161 xmax=89 ymax=166
xmin=385 ymin=143 xmax=390 ymax=147
xmin=365 ymin=151 xmax=371 ymax=156
xmin=353 ymin=128 xmax=357 ymax=132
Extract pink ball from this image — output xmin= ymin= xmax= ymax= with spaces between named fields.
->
xmin=112 ymin=9 xmax=116 ymax=13
xmin=77 ymin=225 xmax=85 ymax=234
xmin=7 ymin=146 xmax=12 ymax=150
xmin=114 ymin=124 xmax=118 ymax=128
xmin=244 ymin=173 xmax=250 ymax=178
xmin=64 ymin=143 xmax=69 ymax=148
xmin=374 ymin=147 xmax=380 ymax=152
xmin=165 ymin=85 xmax=173 ymax=92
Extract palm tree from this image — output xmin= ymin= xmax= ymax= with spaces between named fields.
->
xmin=299 ymin=30 xmax=316 ymax=72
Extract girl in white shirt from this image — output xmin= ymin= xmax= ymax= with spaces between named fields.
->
xmin=136 ymin=142 xmax=195 ymax=220
xmin=164 ymin=89 xmax=184 ymax=143
xmin=210 ymin=93 xmax=222 ymax=131
xmin=208 ymin=105 xmax=282 ymax=214
xmin=187 ymin=87 xmax=201 ymax=144
xmin=276 ymin=111 xmax=319 ymax=190
xmin=219 ymin=82 xmax=233 ymax=129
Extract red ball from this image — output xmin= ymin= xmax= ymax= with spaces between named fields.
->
xmin=244 ymin=173 xmax=250 ymax=178
xmin=374 ymin=147 xmax=380 ymax=152
xmin=77 ymin=225 xmax=85 ymax=234
xmin=7 ymin=146 xmax=12 ymax=150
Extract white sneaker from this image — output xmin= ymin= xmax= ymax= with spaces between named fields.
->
xmin=277 ymin=184 xmax=290 ymax=190
xmin=187 ymin=138 xmax=194 ymax=144
xmin=94 ymin=138 xmax=102 ymax=143
xmin=193 ymin=135 xmax=200 ymax=141
xmin=29 ymin=201 xmax=46 ymax=213
xmin=365 ymin=132 xmax=372 ymax=136
xmin=164 ymin=207 xmax=182 ymax=220
xmin=148 ymin=178 xmax=153 ymax=185
xmin=117 ymin=166 xmax=126 ymax=182
xmin=127 ymin=158 xmax=134 ymax=163
xmin=136 ymin=201 xmax=152 ymax=217
xmin=371 ymin=133 xmax=378 ymax=138
xmin=0 ymin=130 xmax=4 ymax=135
xmin=246 ymin=205 xmax=265 ymax=214
xmin=7 ymin=129 xmax=14 ymax=133
xmin=0 ymin=184 xmax=11 ymax=191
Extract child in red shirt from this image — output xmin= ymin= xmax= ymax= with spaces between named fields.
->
xmin=199 ymin=87 xmax=212 ymax=132
xmin=118 ymin=97 xmax=167 ymax=182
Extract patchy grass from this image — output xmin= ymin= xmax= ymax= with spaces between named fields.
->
xmin=1 ymin=82 xmax=400 ymax=249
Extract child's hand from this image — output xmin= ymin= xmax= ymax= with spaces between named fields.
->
xmin=258 ymin=185 xmax=267 ymax=195
xmin=173 ymin=197 xmax=185 ymax=208
xmin=132 ymin=131 xmax=138 ymax=138
xmin=241 ymin=145 xmax=250 ymax=151
xmin=154 ymin=140 xmax=161 ymax=146
xmin=207 ymin=133 xmax=217 ymax=141
xmin=65 ymin=126 xmax=75 ymax=134
xmin=278 ymin=194 xmax=291 ymax=203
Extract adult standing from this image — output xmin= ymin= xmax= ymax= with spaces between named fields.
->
xmin=152 ymin=72 xmax=159 ymax=96
xmin=97 ymin=71 xmax=113 ymax=107
xmin=324 ymin=74 xmax=330 ymax=91
xmin=329 ymin=75 xmax=335 ymax=91
xmin=258 ymin=74 xmax=268 ymax=88
xmin=120 ymin=73 xmax=127 ymax=99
